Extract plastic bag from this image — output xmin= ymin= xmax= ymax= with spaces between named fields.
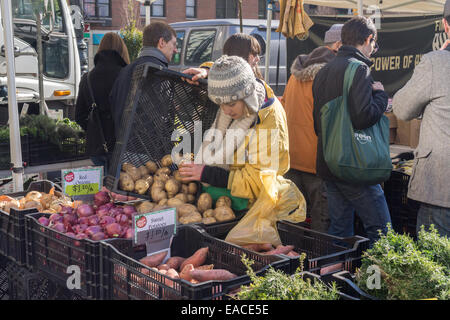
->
xmin=225 ymin=171 xmax=306 ymax=247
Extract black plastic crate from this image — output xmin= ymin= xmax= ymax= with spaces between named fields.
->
xmin=321 ymin=271 xmax=376 ymax=300
xmin=200 ymin=220 xmax=369 ymax=276
xmin=0 ymin=180 xmax=57 ymax=266
xmin=6 ymin=262 xmax=50 ymax=300
xmin=0 ymin=255 xmax=9 ymax=300
xmin=383 ymin=171 xmax=420 ymax=238
xmin=105 ymin=63 xmax=219 ymax=199
xmin=0 ymin=135 xmax=30 ymax=170
xmin=100 ymin=224 xmax=290 ymax=300
xmin=27 ymin=136 xmax=88 ymax=166
xmin=24 ymin=212 xmax=117 ymax=299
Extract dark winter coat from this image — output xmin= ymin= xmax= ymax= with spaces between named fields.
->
xmin=109 ymin=51 xmax=168 ymax=139
xmin=75 ymin=50 xmax=127 ymax=157
xmin=312 ymin=45 xmax=388 ymax=183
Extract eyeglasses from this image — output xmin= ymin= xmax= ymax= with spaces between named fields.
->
xmin=371 ymin=38 xmax=379 ymax=54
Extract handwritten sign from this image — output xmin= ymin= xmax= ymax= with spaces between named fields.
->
xmin=61 ymin=167 xmax=103 ymax=197
xmin=134 ymin=208 xmax=177 ymax=257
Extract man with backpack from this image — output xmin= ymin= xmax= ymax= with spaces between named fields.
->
xmin=312 ymin=16 xmax=391 ymax=246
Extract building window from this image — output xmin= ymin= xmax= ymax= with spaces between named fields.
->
xmin=216 ymin=0 xmax=237 ymax=19
xmin=152 ymin=0 xmax=165 ymax=17
xmin=258 ymin=0 xmax=267 ymax=19
xmin=84 ymin=0 xmax=111 ymax=18
xmin=186 ymin=0 xmax=196 ymax=18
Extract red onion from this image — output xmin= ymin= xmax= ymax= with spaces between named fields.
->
xmin=96 ymin=207 xmax=110 ymax=218
xmin=49 ymin=213 xmax=63 ymax=225
xmin=60 ymin=206 xmax=74 ymax=216
xmin=73 ymin=224 xmax=88 ymax=234
xmin=123 ymin=205 xmax=137 ymax=217
xmin=86 ymin=225 xmax=102 ymax=238
xmin=105 ymin=223 xmax=121 ymax=238
xmin=51 ymin=222 xmax=65 ymax=233
xmin=115 ymin=213 xmax=128 ymax=225
xmin=91 ymin=232 xmax=106 ymax=241
xmin=78 ymin=217 xmax=90 ymax=225
xmin=38 ymin=217 xmax=49 ymax=226
xmin=87 ymin=215 xmax=100 ymax=226
xmin=100 ymin=216 xmax=116 ymax=227
xmin=109 ymin=207 xmax=124 ymax=218
xmin=125 ymin=228 xmax=134 ymax=239
xmin=65 ymin=232 xmax=76 ymax=238
xmin=94 ymin=191 xmax=111 ymax=207
xmin=77 ymin=204 xmax=95 ymax=218
xmin=63 ymin=214 xmax=78 ymax=227
xmin=75 ymin=233 xmax=88 ymax=240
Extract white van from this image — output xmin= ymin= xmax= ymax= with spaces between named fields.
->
xmin=170 ymin=19 xmax=287 ymax=96
xmin=0 ymin=0 xmax=80 ymax=122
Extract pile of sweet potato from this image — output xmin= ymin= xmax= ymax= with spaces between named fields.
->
xmin=241 ymin=243 xmax=301 ymax=257
xmin=138 ymin=247 xmax=237 ymax=286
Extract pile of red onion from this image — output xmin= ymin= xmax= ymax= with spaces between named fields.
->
xmin=37 ymin=191 xmax=135 ymax=241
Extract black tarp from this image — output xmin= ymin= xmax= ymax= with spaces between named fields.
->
xmin=287 ymin=15 xmax=448 ymax=96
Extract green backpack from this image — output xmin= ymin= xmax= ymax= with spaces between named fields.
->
xmin=320 ymin=60 xmax=392 ymax=185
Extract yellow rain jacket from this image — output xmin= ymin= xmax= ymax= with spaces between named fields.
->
xmin=225 ymin=81 xmax=306 ymax=247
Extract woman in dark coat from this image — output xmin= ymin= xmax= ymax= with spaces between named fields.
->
xmin=75 ymin=32 xmax=130 ymax=174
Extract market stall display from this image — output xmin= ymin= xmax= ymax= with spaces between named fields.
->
xmin=100 ymin=225 xmax=291 ymax=300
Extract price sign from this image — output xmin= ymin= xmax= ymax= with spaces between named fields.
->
xmin=61 ymin=167 xmax=103 ymax=197
xmin=134 ymin=208 xmax=177 ymax=257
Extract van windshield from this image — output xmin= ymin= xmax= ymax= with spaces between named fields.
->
xmin=10 ymin=0 xmax=69 ymax=79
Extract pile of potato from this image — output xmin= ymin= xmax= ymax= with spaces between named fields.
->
xmin=121 ymin=155 xmax=236 ymax=225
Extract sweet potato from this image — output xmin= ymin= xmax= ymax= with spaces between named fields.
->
xmin=139 ymin=251 xmax=168 ymax=268
xmin=166 ymin=256 xmax=186 ymax=270
xmin=179 ymin=264 xmax=195 ymax=281
xmin=166 ymin=268 xmax=180 ymax=279
xmin=189 ymin=269 xmax=237 ymax=282
xmin=287 ymin=251 xmax=301 ymax=257
xmin=195 ymin=264 xmax=214 ymax=270
xmin=264 ymin=245 xmax=295 ymax=255
xmin=242 ymin=243 xmax=274 ymax=252
xmin=180 ymin=247 xmax=209 ymax=270
xmin=157 ymin=264 xmax=170 ymax=271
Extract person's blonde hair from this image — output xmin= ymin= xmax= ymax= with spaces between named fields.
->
xmin=97 ymin=32 xmax=131 ymax=65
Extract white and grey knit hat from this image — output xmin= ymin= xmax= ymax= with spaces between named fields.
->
xmin=208 ymin=55 xmax=262 ymax=113
xmin=324 ymin=24 xmax=343 ymax=44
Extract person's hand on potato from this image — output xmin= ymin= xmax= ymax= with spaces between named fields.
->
xmin=179 ymin=163 xmax=205 ymax=182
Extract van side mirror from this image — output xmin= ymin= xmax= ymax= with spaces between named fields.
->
xmin=0 ymin=45 xmax=21 ymax=57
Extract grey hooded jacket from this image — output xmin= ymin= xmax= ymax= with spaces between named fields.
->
xmin=393 ymin=48 xmax=450 ymax=208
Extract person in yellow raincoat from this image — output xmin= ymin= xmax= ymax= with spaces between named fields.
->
xmin=179 ymin=55 xmax=306 ymax=246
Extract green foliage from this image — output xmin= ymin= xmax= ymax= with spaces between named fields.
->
xmin=120 ymin=0 xmax=143 ymax=62
xmin=235 ymin=253 xmax=340 ymax=300
xmin=355 ymin=225 xmax=450 ymax=300
xmin=417 ymin=225 xmax=450 ymax=274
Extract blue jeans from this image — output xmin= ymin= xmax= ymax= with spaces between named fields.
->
xmin=325 ymin=180 xmax=391 ymax=247
xmin=416 ymin=203 xmax=450 ymax=238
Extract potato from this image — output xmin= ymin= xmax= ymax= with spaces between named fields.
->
xmin=152 ymin=180 xmax=165 ymax=190
xmin=145 ymin=161 xmax=158 ymax=174
xmin=154 ymin=172 xmax=170 ymax=183
xmin=167 ymin=198 xmax=185 ymax=208
xmin=136 ymin=201 xmax=155 ymax=214
xmin=122 ymin=162 xmax=135 ymax=172
xmin=151 ymin=188 xmax=167 ymax=203
xmin=134 ymin=179 xmax=150 ymax=195
xmin=197 ymin=193 xmax=212 ymax=213
xmin=138 ymin=166 xmax=149 ymax=176
xmin=153 ymin=204 xmax=169 ymax=211
xmin=125 ymin=166 xmax=142 ymax=181
xmin=3 ymin=200 xmax=20 ymax=213
xmin=119 ymin=173 xmax=135 ymax=192
xmin=213 ymin=206 xmax=236 ymax=222
xmin=181 ymin=184 xmax=189 ymax=194
xmin=177 ymin=204 xmax=198 ymax=217
xmin=202 ymin=217 xmax=217 ymax=225
xmin=165 ymin=178 xmax=180 ymax=198
xmin=179 ymin=212 xmax=202 ymax=224
xmin=203 ymin=209 xmax=214 ymax=218
xmin=159 ymin=198 xmax=168 ymax=206
xmin=187 ymin=194 xmax=196 ymax=204
xmin=174 ymin=193 xmax=188 ymax=203
xmin=142 ymin=175 xmax=154 ymax=187
xmin=173 ymin=170 xmax=183 ymax=183
xmin=187 ymin=182 xmax=198 ymax=195
xmin=161 ymin=155 xmax=173 ymax=168
xmin=156 ymin=167 xmax=171 ymax=176
xmin=216 ymin=196 xmax=232 ymax=208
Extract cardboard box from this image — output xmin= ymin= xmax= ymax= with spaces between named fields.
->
xmin=395 ymin=118 xmax=421 ymax=148
xmin=384 ymin=112 xmax=397 ymax=144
